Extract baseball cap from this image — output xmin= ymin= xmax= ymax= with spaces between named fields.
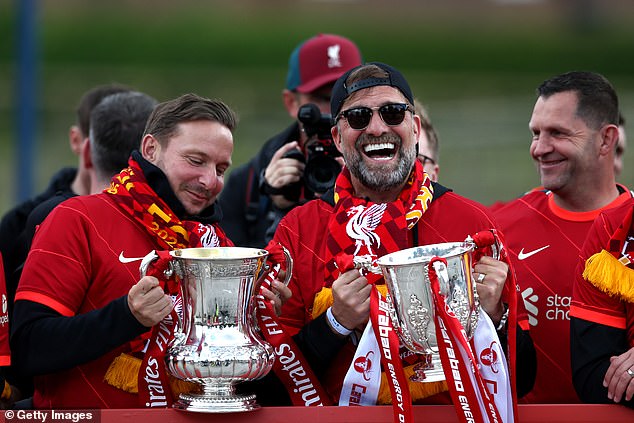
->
xmin=330 ymin=62 xmax=414 ymax=118
xmin=286 ymin=34 xmax=363 ymax=94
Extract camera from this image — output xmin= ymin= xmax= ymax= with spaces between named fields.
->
xmin=281 ymin=103 xmax=342 ymax=201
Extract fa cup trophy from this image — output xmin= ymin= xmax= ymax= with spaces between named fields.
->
xmin=143 ymin=247 xmax=290 ymax=412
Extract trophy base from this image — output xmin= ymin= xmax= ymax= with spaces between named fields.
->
xmin=173 ymin=392 xmax=261 ymax=413
xmin=409 ymin=354 xmax=446 ymax=383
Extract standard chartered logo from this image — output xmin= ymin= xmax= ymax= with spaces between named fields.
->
xmin=522 ymin=287 xmax=570 ymax=326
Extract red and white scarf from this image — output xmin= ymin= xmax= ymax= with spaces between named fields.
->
xmin=329 ymin=161 xmax=433 ymax=422
xmin=106 ymin=157 xmax=232 ymax=407
xmin=324 ymin=160 xmax=434 ymax=286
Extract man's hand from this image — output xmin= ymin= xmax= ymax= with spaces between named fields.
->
xmin=264 ymin=141 xmax=305 ymax=209
xmin=261 ymin=279 xmax=292 ymax=316
xmin=128 ymin=276 xmax=174 ymax=327
xmin=330 ymin=269 xmax=372 ymax=332
xmin=473 ymin=256 xmax=508 ymax=325
xmin=603 ymin=347 xmax=634 ymax=403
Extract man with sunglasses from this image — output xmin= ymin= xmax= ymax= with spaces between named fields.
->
xmin=269 ymin=62 xmax=535 ymax=408
xmin=218 ymin=34 xmax=362 ymax=249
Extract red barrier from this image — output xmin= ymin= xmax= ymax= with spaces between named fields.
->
xmin=2 ymin=405 xmax=633 ymax=423
xmin=101 ymin=404 xmax=634 ymax=423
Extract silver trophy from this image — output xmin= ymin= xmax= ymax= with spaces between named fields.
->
xmin=144 ymin=247 xmax=291 ymax=413
xmin=375 ymin=237 xmax=497 ymax=383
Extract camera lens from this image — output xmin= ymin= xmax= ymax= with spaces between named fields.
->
xmin=304 ymin=155 xmax=342 ymax=194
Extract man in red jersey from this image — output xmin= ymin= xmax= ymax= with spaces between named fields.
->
xmin=0 ymin=254 xmax=16 ymax=409
xmin=271 ymin=62 xmax=535 ymax=411
xmin=570 ymin=199 xmax=634 ymax=408
xmin=11 ymin=94 xmax=288 ymax=409
xmin=493 ymin=71 xmax=631 ymax=403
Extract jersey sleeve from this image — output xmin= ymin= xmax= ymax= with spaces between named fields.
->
xmin=571 ymin=211 xmax=627 ymax=329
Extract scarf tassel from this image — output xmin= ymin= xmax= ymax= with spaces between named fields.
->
xmin=583 ymin=250 xmax=634 ymax=303
xmin=104 ymin=353 xmax=200 ymax=396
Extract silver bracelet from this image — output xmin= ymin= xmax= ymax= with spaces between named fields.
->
xmin=496 ymin=303 xmax=509 ymax=332
xmin=326 ymin=307 xmax=352 ymax=336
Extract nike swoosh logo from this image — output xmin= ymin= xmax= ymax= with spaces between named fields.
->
xmin=118 ymin=252 xmax=144 ymax=264
xmin=517 ymin=245 xmax=550 ymax=260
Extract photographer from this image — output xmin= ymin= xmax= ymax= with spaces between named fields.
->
xmin=218 ymin=34 xmax=362 ymax=248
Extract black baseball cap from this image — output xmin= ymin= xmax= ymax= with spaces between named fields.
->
xmin=330 ymin=62 xmax=414 ymax=118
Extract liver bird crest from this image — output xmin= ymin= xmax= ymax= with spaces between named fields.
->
xmin=345 ymin=203 xmax=387 ymax=256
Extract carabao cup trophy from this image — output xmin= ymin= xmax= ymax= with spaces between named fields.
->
xmin=149 ymin=247 xmax=285 ymax=412
xmin=376 ymin=237 xmax=494 ymax=382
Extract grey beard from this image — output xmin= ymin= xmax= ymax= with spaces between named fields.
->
xmin=346 ymin=135 xmax=416 ymax=193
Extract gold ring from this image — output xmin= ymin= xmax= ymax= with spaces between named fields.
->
xmin=476 ymin=273 xmax=486 ymax=283
xmin=627 ymin=368 xmax=634 ymax=378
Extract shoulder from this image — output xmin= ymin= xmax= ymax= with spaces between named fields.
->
xmin=275 ymin=198 xmax=332 ymax=238
xmin=26 ymin=192 xmax=78 ymax=229
xmin=273 ymin=199 xmax=332 ymax=257
xmin=492 ymin=190 xmax=549 ymax=219
xmin=430 ymin=190 xmax=493 ymax=219
xmin=594 ymin=198 xmax=634 ymax=230
xmin=282 ymin=198 xmax=332 ymax=223
xmin=40 ymin=194 xmax=120 ymax=224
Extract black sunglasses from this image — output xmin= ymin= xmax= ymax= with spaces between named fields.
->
xmin=337 ymin=103 xmax=411 ymax=130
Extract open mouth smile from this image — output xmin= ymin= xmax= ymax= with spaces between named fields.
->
xmin=362 ymin=142 xmax=397 ymax=160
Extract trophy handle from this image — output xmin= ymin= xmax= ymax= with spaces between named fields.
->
xmin=466 ymin=230 xmax=501 ymax=261
xmin=138 ymin=250 xmax=181 ymax=333
xmin=139 ymin=250 xmax=174 ymax=280
xmin=280 ymin=245 xmax=293 ymax=286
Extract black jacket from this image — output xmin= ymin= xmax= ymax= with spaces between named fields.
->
xmin=0 ymin=167 xmax=76 ymax=286
xmin=571 ymin=317 xmax=634 ymax=408
xmin=218 ymin=123 xmax=300 ymax=248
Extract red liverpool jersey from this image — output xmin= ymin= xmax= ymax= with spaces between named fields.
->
xmin=0 ymin=254 xmax=10 ymax=367
xmin=16 ymin=194 xmax=161 ymax=409
xmin=494 ymin=188 xmax=632 ymax=403
xmin=275 ymin=189 xmax=515 ymax=403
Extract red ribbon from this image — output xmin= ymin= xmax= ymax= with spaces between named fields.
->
xmin=428 ymin=256 xmax=501 ymax=423
xmin=255 ymin=251 xmax=332 ymax=406
xmin=138 ymin=250 xmax=178 ymax=408
xmin=370 ymin=288 xmax=413 ymax=423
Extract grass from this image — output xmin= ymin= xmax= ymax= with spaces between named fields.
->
xmin=2 ymin=1 xmax=634 ymax=212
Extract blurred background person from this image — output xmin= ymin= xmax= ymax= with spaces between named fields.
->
xmin=615 ymin=112 xmax=627 ymax=177
xmin=218 ymin=33 xmax=362 ymax=248
xmin=7 ymin=90 xmax=157 ymax=408
xmin=414 ymin=99 xmax=440 ymax=182
xmin=0 ymin=84 xmax=130 ymax=296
